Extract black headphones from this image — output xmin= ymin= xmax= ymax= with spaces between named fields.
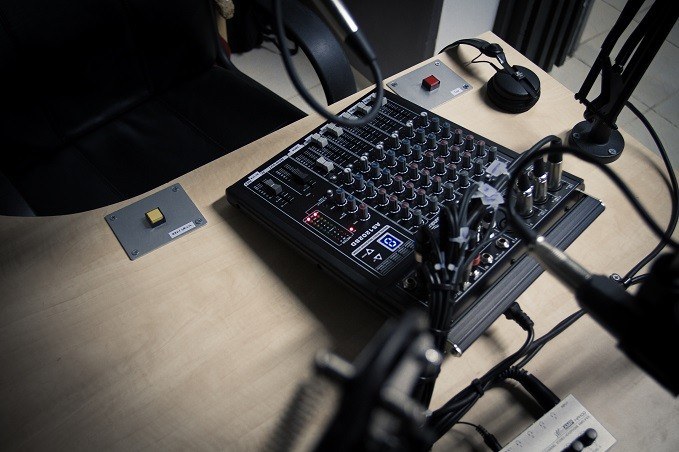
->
xmin=440 ymin=38 xmax=541 ymax=113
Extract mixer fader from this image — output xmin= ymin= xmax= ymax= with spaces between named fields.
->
xmin=227 ymin=91 xmax=603 ymax=353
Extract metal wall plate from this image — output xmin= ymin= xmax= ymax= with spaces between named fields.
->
xmin=105 ymin=184 xmax=206 ymax=260
xmin=388 ymin=60 xmax=472 ymax=109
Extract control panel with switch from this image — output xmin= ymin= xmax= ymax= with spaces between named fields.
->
xmin=388 ymin=59 xmax=472 ymax=109
xmin=105 ymin=184 xmax=206 ymax=260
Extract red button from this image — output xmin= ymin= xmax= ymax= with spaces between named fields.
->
xmin=422 ymin=75 xmax=440 ymax=91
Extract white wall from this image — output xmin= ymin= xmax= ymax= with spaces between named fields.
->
xmin=434 ymin=0 xmax=500 ymax=54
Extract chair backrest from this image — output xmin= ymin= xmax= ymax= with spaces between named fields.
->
xmin=0 ymin=0 xmax=218 ymax=154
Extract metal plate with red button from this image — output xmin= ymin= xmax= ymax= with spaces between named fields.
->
xmin=388 ymin=60 xmax=471 ymax=109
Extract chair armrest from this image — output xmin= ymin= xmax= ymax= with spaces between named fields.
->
xmin=254 ymin=0 xmax=357 ymax=105
xmin=0 ymin=172 xmax=35 ymax=216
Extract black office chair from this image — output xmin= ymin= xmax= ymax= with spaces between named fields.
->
xmin=0 ymin=0 xmax=356 ymax=216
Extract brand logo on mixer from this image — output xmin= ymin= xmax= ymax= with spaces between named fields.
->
xmin=350 ymin=223 xmax=381 ymax=247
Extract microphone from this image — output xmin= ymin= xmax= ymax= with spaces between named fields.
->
xmin=312 ymin=0 xmax=376 ymax=64
xmin=529 ymin=236 xmax=679 ymax=395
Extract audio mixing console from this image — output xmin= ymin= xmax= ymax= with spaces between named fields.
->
xmin=226 ymin=91 xmax=604 ymax=353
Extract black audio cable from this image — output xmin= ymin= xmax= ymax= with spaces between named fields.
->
xmin=428 ymin=308 xmax=575 ymax=447
xmin=455 ymin=422 xmax=502 ymax=452
xmin=497 ymin=366 xmax=560 ymax=412
xmin=515 ymin=309 xmax=586 ymax=369
xmin=507 ymin=145 xmax=678 ymax=250
xmin=428 ymin=303 xmax=535 ymax=441
xmin=414 ymin=187 xmax=503 ymax=406
xmin=414 ymin=222 xmax=454 ymax=408
xmin=505 ymin=138 xmax=679 ymax=395
xmin=503 ymin=117 xmax=676 ymax=366
xmin=620 ymin=101 xmax=678 ymax=288
xmin=273 ymin=0 xmax=385 ymax=127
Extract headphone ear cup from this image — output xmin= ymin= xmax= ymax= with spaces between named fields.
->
xmin=486 ymin=65 xmax=541 ymax=113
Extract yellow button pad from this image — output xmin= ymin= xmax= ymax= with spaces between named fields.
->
xmin=145 ymin=208 xmax=165 ymax=227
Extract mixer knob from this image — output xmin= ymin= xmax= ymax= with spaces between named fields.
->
xmin=432 ymin=176 xmax=443 ymax=194
xmin=416 ymin=188 xmax=428 ymax=207
xmin=370 ymin=162 xmax=381 ymax=179
xmin=488 ymin=146 xmax=497 ymax=163
xmin=412 ymin=144 xmax=423 ymax=162
xmin=435 ymin=157 xmax=446 ymax=176
xmin=358 ymin=202 xmax=370 ymax=220
xmin=465 ymin=134 xmax=475 ymax=152
xmin=408 ymin=162 xmax=420 ymax=181
xmin=415 ymin=128 xmax=426 ymax=144
xmin=474 ymin=158 xmax=485 ymax=176
xmin=404 ymin=120 xmax=415 ymax=138
xmin=476 ymin=140 xmax=486 ymax=158
xmin=405 ymin=182 xmax=416 ymax=200
xmin=380 ymin=169 xmax=393 ymax=187
xmin=459 ymin=170 xmax=470 ymax=187
xmin=443 ymin=182 xmax=455 ymax=200
xmin=430 ymin=116 xmax=441 ymax=134
xmin=420 ymin=169 xmax=432 ymax=188
xmin=358 ymin=155 xmax=370 ymax=172
xmin=412 ymin=209 xmax=423 ymax=225
xmin=372 ymin=143 xmax=385 ymax=161
xmin=393 ymin=174 xmax=404 ymax=193
xmin=446 ymin=163 xmax=458 ymax=182
xmin=385 ymin=149 xmax=397 ymax=167
xmin=365 ymin=180 xmax=377 ymax=198
xmin=450 ymin=145 xmax=461 ymax=163
xmin=342 ymin=168 xmax=353 ymax=184
xmin=462 ymin=152 xmax=472 ymax=169
xmin=335 ymin=188 xmax=346 ymax=205
xmin=428 ymin=196 xmax=439 ymax=214
xmin=441 ymin=121 xmax=452 ymax=139
xmin=423 ymin=151 xmax=435 ymax=169
xmin=389 ymin=195 xmax=400 ymax=213
xmin=426 ymin=133 xmax=437 ymax=150
xmin=453 ymin=128 xmax=464 ymax=146
xmin=346 ymin=194 xmax=358 ymax=212
xmin=388 ymin=132 xmax=400 ymax=149
xmin=400 ymin=202 xmax=411 ymax=221
xmin=377 ymin=188 xmax=389 ymax=206
xmin=401 ymin=139 xmax=412 ymax=157
xmin=395 ymin=155 xmax=407 ymax=173
xmin=418 ymin=111 xmax=429 ymax=128
xmin=438 ymin=139 xmax=449 ymax=158
xmin=354 ymin=173 xmax=366 ymax=191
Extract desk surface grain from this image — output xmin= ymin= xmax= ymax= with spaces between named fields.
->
xmin=1 ymin=32 xmax=677 ymax=450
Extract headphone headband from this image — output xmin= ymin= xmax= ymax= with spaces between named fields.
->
xmin=445 ymin=39 xmax=539 ymax=100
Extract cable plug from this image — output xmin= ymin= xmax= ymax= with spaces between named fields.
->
xmin=475 ymin=424 xmax=502 ymax=451
xmin=504 ymin=302 xmax=534 ymax=331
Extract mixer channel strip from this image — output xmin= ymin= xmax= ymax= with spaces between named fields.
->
xmin=227 ymin=91 xmax=604 ymax=353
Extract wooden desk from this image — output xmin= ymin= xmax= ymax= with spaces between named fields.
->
xmin=1 ymin=32 xmax=677 ymax=450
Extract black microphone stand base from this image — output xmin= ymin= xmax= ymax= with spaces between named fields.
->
xmin=568 ymin=120 xmax=625 ymax=164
